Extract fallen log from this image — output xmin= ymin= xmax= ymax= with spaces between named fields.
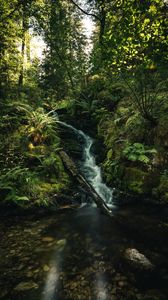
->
xmin=59 ymin=150 xmax=113 ymax=217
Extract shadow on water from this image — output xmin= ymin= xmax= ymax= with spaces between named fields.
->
xmin=0 ymin=204 xmax=168 ymax=300
xmin=41 ymin=206 xmax=129 ymax=300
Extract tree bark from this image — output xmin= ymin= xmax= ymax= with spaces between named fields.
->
xmin=59 ymin=150 xmax=113 ymax=217
xmin=18 ymin=2 xmax=29 ymax=86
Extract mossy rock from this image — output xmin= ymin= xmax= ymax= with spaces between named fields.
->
xmin=123 ymin=167 xmax=160 ymax=195
xmin=155 ymin=117 xmax=168 ymax=147
xmin=153 ymin=174 xmax=168 ymax=204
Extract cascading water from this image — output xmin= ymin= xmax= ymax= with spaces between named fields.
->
xmin=82 ymin=134 xmax=113 ymax=204
xmin=57 ymin=121 xmax=113 ymax=205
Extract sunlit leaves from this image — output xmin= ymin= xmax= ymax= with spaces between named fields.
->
xmin=101 ymin=0 xmax=168 ymax=72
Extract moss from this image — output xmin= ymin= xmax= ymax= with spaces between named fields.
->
xmin=123 ymin=167 xmax=148 ymax=194
xmin=123 ymin=167 xmax=160 ymax=195
xmin=153 ymin=174 xmax=168 ymax=203
xmin=155 ymin=116 xmax=168 ymax=147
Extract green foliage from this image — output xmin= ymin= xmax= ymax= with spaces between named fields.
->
xmin=0 ymin=99 xmax=70 ymax=207
xmin=40 ymin=0 xmax=87 ymax=99
xmin=104 ymin=0 xmax=167 ymax=70
xmin=18 ymin=105 xmax=59 ymax=143
xmin=122 ymin=68 xmax=168 ymax=124
xmin=0 ymin=166 xmax=37 ymax=204
xmin=123 ymin=143 xmax=157 ymax=164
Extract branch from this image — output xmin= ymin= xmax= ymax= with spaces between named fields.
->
xmin=68 ymin=0 xmax=101 ymax=21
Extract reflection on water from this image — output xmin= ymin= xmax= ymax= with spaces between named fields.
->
xmin=0 ymin=205 xmax=168 ymax=300
xmin=43 ymin=264 xmax=58 ymax=300
xmin=42 ymin=207 xmax=116 ymax=300
xmin=43 ymin=239 xmax=67 ymax=300
xmin=95 ymin=272 xmax=108 ymax=300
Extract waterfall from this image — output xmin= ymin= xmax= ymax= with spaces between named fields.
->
xmin=57 ymin=121 xmax=113 ymax=205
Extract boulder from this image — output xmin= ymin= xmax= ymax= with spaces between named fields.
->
xmin=124 ymin=248 xmax=154 ymax=271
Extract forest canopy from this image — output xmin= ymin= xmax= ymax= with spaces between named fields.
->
xmin=0 ymin=0 xmax=168 ymax=207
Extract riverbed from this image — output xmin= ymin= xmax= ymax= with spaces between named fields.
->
xmin=0 ymin=203 xmax=168 ymax=300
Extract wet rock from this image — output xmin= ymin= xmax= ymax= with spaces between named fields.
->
xmin=125 ymin=290 xmax=137 ymax=300
xmin=42 ymin=236 xmax=54 ymax=242
xmin=124 ymin=248 xmax=154 ymax=271
xmin=118 ymin=280 xmax=127 ymax=287
xmin=94 ymin=252 xmax=102 ymax=257
xmin=142 ymin=289 xmax=167 ymax=300
xmin=0 ymin=288 xmax=8 ymax=298
xmin=110 ymin=295 xmax=117 ymax=300
xmin=14 ymin=264 xmax=24 ymax=271
xmin=14 ymin=281 xmax=39 ymax=291
xmin=43 ymin=264 xmax=50 ymax=272
xmin=56 ymin=239 xmax=66 ymax=246
xmin=10 ymin=249 xmax=16 ymax=255
xmin=26 ymin=271 xmax=34 ymax=278
xmin=111 ymin=287 xmax=117 ymax=295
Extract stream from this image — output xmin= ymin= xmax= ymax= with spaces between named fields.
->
xmin=0 ymin=125 xmax=168 ymax=300
xmin=57 ymin=121 xmax=113 ymax=206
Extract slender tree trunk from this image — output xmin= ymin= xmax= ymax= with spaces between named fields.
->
xmin=99 ymin=3 xmax=106 ymax=45
xmin=18 ymin=3 xmax=29 ymax=86
xmin=18 ymin=34 xmax=25 ymax=86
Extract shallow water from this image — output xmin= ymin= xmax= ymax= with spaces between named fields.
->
xmin=0 ymin=204 xmax=168 ymax=300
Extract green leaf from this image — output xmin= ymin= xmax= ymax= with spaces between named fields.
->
xmin=128 ymin=154 xmax=138 ymax=161
xmin=138 ymin=155 xmax=150 ymax=164
xmin=14 ymin=196 xmax=29 ymax=202
xmin=107 ymin=149 xmax=113 ymax=159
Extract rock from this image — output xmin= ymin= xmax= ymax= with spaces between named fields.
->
xmin=43 ymin=264 xmax=50 ymax=272
xmin=111 ymin=287 xmax=117 ymax=295
xmin=14 ymin=281 xmax=39 ymax=291
xmin=127 ymin=290 xmax=138 ymax=300
xmin=94 ymin=252 xmax=102 ymax=257
xmin=42 ymin=236 xmax=54 ymax=242
xmin=110 ymin=295 xmax=117 ymax=300
xmin=10 ymin=249 xmax=16 ymax=255
xmin=124 ymin=248 xmax=154 ymax=271
xmin=14 ymin=264 xmax=24 ymax=271
xmin=56 ymin=239 xmax=66 ymax=247
xmin=0 ymin=288 xmax=8 ymax=298
xmin=26 ymin=271 xmax=34 ymax=278
xmin=118 ymin=281 xmax=127 ymax=287
xmin=142 ymin=289 xmax=167 ymax=300
xmin=97 ymin=291 xmax=107 ymax=299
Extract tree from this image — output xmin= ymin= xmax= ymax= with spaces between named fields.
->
xmin=0 ymin=1 xmax=21 ymax=97
xmin=40 ymin=0 xmax=87 ymax=100
xmin=103 ymin=0 xmax=168 ymax=71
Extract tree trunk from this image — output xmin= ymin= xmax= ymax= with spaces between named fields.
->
xmin=59 ymin=150 xmax=113 ymax=217
xmin=99 ymin=3 xmax=106 ymax=45
xmin=18 ymin=3 xmax=29 ymax=86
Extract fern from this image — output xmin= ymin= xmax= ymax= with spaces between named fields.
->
xmin=123 ymin=143 xmax=157 ymax=164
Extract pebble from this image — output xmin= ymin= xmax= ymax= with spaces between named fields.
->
xmin=0 ymin=288 xmax=8 ymax=298
xmin=42 ymin=236 xmax=54 ymax=242
xmin=118 ymin=281 xmax=127 ymax=287
xmin=43 ymin=264 xmax=50 ymax=272
xmin=14 ymin=281 xmax=39 ymax=291
xmin=14 ymin=264 xmax=24 ymax=271
xmin=10 ymin=250 xmax=16 ymax=255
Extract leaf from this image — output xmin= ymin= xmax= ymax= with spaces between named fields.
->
xmin=107 ymin=149 xmax=113 ymax=160
xmin=133 ymin=143 xmax=144 ymax=150
xmin=128 ymin=154 xmax=138 ymax=161
xmin=146 ymin=149 xmax=157 ymax=154
xmin=14 ymin=196 xmax=29 ymax=202
xmin=138 ymin=155 xmax=150 ymax=164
